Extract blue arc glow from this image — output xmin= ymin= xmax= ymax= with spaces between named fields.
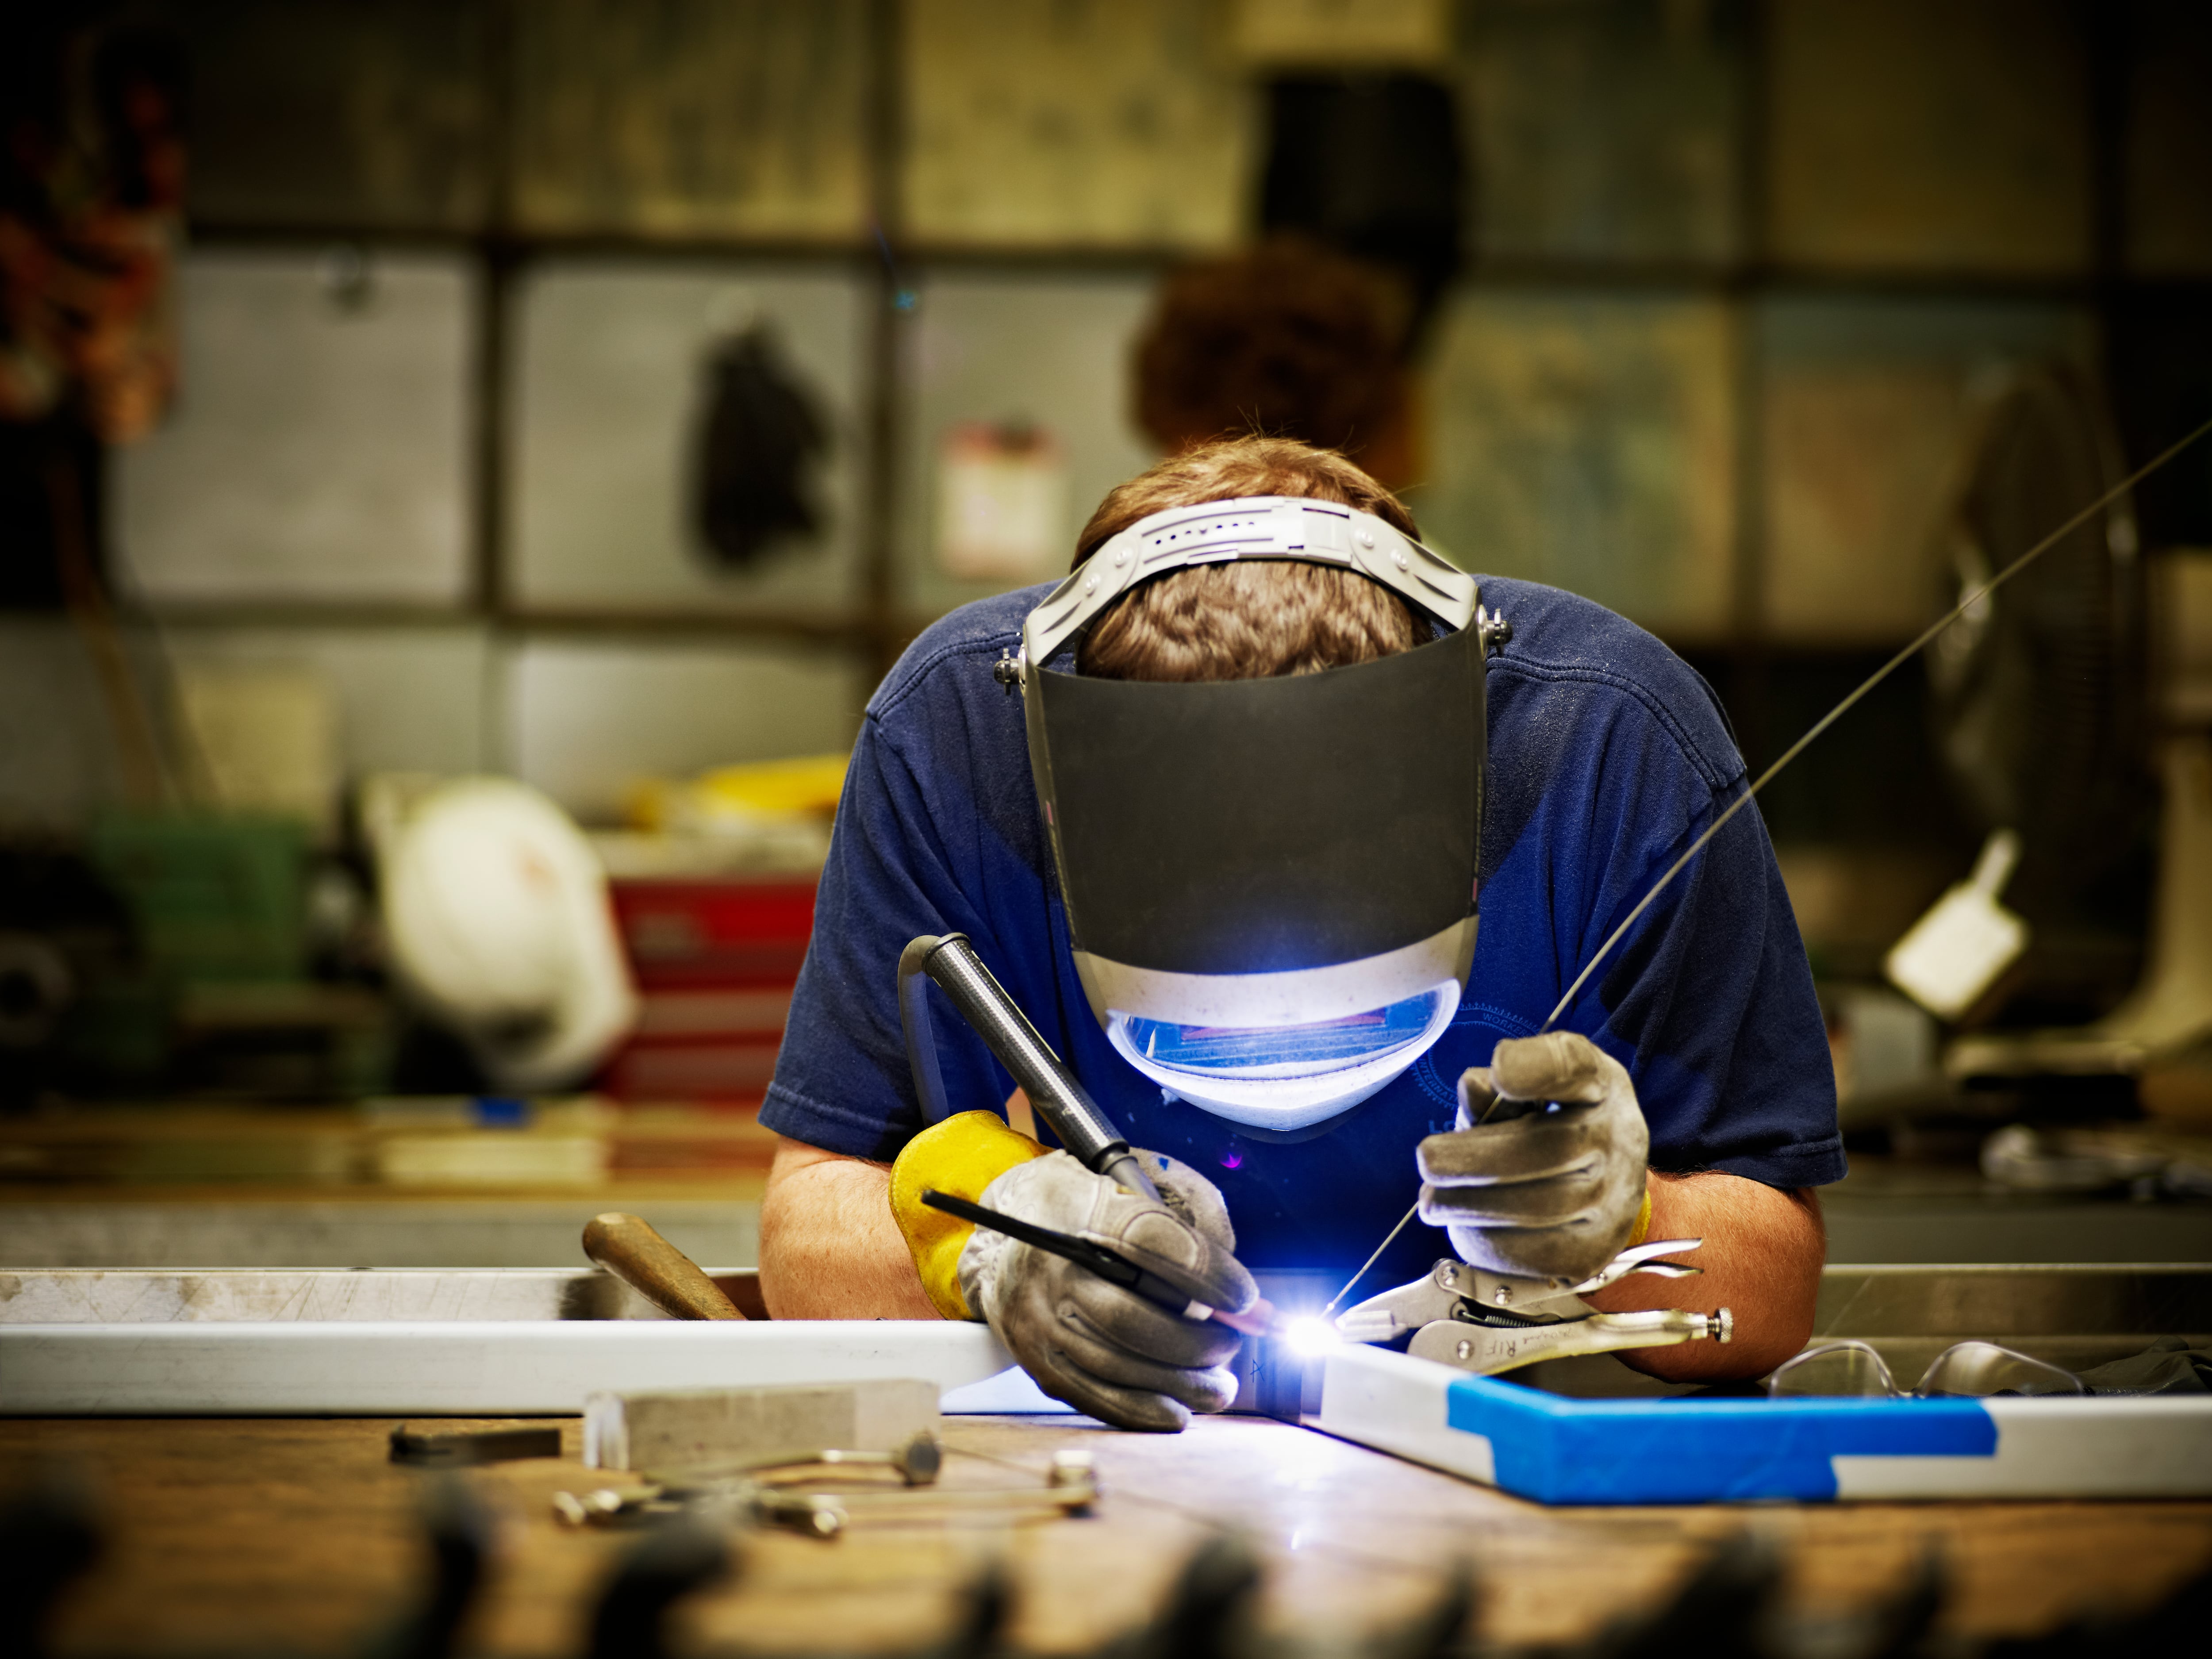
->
xmin=1106 ymin=981 xmax=1460 ymax=1131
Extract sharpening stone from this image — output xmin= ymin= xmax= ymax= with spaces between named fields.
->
xmin=583 ymin=1377 xmax=941 ymax=1471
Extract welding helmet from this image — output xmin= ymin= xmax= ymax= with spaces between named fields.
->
xmin=1009 ymin=496 xmax=1509 ymax=1132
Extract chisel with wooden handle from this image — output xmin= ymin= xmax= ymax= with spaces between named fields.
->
xmin=582 ymin=1211 xmax=745 ymax=1321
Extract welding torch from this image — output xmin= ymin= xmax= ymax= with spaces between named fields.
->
xmin=900 ymin=934 xmax=1162 ymax=1199
xmin=920 ymin=1188 xmax=1278 ymax=1338
xmin=899 ymin=933 xmax=1279 ymax=1338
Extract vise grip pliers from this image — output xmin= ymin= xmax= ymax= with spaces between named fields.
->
xmin=1333 ymin=1237 xmax=1732 ymax=1374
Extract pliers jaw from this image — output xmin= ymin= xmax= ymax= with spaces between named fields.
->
xmin=1332 ymin=1240 xmax=1728 ymax=1373
xmin=1332 ymin=1257 xmax=1570 ymax=1346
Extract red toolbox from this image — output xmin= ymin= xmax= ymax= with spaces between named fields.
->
xmin=601 ymin=876 xmax=818 ymax=1102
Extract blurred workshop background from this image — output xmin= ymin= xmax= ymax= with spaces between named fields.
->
xmin=4 ymin=0 xmax=2211 ymax=1270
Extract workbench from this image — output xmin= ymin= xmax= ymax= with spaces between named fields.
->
xmin=10 ymin=1413 xmax=2211 ymax=1655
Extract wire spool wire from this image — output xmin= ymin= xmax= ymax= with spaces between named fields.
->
xmin=1326 ymin=407 xmax=2212 ymax=1317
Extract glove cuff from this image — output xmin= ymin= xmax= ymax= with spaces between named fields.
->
xmin=889 ymin=1110 xmax=1048 ymax=1320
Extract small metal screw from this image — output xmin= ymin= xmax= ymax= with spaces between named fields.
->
xmin=1083 ymin=575 xmax=1097 ymax=593
xmin=1357 ymin=528 xmax=1375 ymax=548
xmin=1393 ymin=551 xmax=1409 ymax=570
xmin=1455 ymin=1339 xmax=1473 ymax=1361
xmin=1493 ymin=1287 xmax=1511 ymax=1306
xmin=818 ymin=1432 xmax=942 ymax=1486
xmin=1048 ymin=1449 xmax=1095 ymax=1490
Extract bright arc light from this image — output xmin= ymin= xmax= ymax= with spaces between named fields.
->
xmin=1284 ymin=1316 xmax=1341 ymax=1357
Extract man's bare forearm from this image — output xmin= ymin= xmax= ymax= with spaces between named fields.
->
xmin=758 ymin=1136 xmax=940 ymax=1320
xmin=1582 ymin=1172 xmax=1824 ymax=1380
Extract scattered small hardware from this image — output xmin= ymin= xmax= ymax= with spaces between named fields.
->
xmin=554 ymin=1441 xmax=1094 ymax=1540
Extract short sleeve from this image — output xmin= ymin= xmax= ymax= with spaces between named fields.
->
xmin=1550 ymin=728 xmax=1843 ymax=1190
xmin=760 ymin=610 xmax=1056 ymax=1163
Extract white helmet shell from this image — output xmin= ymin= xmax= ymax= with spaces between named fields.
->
xmin=380 ymin=777 xmax=636 ymax=1091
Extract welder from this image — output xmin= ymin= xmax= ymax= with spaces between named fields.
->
xmin=757 ymin=437 xmax=1840 ymax=1430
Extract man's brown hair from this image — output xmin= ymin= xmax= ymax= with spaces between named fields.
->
xmin=1073 ymin=437 xmax=1423 ymax=683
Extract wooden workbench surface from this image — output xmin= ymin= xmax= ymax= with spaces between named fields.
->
xmin=8 ymin=1415 xmax=2211 ymax=1655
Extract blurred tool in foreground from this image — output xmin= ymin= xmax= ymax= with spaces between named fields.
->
xmin=14 ymin=1471 xmax=2212 ymax=1659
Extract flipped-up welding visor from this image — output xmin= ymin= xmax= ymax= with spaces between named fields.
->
xmin=1014 ymin=497 xmax=1505 ymax=1133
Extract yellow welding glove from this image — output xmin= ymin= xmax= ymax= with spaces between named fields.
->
xmin=888 ymin=1110 xmax=1049 ymax=1320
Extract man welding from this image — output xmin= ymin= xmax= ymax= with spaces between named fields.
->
xmin=756 ymin=435 xmax=1840 ymax=1430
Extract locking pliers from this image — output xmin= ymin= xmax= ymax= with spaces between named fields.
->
xmin=1333 ymin=1237 xmax=1732 ymax=1374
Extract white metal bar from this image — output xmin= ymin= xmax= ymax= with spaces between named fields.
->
xmin=0 ymin=1320 xmax=1069 ymax=1417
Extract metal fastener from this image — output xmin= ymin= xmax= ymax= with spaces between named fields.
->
xmin=1455 ymin=1339 xmax=1474 ymax=1361
xmin=1048 ymin=1449 xmax=1095 ymax=1490
xmin=650 ymin=1432 xmax=943 ymax=1490
xmin=817 ymin=1433 xmax=942 ymax=1486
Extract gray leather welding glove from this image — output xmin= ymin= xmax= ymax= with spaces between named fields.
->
xmin=957 ymin=1149 xmax=1256 ymax=1433
xmin=1415 ymin=1033 xmax=1650 ymax=1284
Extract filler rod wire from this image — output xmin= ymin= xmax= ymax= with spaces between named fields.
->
xmin=1540 ymin=409 xmax=2212 ymax=1039
xmin=1325 ymin=409 xmax=2212 ymax=1321
xmin=1321 ymin=1203 xmax=1421 ymax=1318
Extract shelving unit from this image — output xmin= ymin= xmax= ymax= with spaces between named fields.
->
xmin=47 ymin=2 xmax=2208 ymax=839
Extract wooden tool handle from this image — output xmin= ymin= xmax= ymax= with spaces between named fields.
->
xmin=583 ymin=1212 xmax=745 ymax=1321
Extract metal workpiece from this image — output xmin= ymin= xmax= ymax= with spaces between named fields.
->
xmin=1335 ymin=1240 xmax=1730 ymax=1376
xmin=0 ymin=1266 xmax=760 ymax=1323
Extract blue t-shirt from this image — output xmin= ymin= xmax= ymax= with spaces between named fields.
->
xmin=761 ymin=577 xmax=1843 ymax=1288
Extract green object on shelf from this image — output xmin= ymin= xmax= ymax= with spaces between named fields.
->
xmin=87 ymin=811 xmax=309 ymax=983
xmin=58 ymin=974 xmax=173 ymax=1085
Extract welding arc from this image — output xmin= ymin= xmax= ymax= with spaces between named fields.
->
xmin=1323 ymin=409 xmax=2212 ymax=1321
